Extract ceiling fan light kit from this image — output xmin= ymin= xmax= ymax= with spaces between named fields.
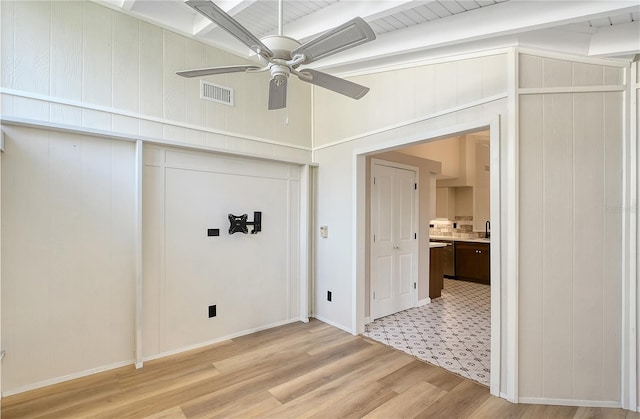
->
xmin=177 ymin=0 xmax=376 ymax=110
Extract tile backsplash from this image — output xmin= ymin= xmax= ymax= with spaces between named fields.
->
xmin=429 ymin=216 xmax=485 ymax=239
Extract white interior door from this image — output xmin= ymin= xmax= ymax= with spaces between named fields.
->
xmin=370 ymin=160 xmax=418 ymax=320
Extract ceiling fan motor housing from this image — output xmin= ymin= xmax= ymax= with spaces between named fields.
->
xmin=260 ymin=35 xmax=302 ymax=60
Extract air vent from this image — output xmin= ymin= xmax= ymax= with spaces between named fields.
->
xmin=200 ymin=80 xmax=234 ymax=106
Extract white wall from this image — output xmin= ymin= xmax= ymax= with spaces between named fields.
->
xmin=1 ymin=125 xmax=136 ymax=394
xmin=313 ymin=55 xmax=506 ymax=148
xmin=312 ymin=48 xmax=634 ymax=407
xmin=142 ymin=145 xmax=302 ymax=358
xmin=0 ymin=0 xmax=312 ymax=395
xmin=517 ymin=53 xmax=626 ymax=405
xmin=312 ymin=51 xmax=510 ymax=393
xmin=0 ymin=0 xmax=312 ymax=162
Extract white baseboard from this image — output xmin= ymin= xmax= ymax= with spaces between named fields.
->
xmin=143 ymin=318 xmax=300 ymax=362
xmin=2 ymin=359 xmax=134 ymax=397
xmin=418 ymin=298 xmax=431 ymax=307
xmin=312 ymin=315 xmax=355 ymax=335
xmin=518 ymin=397 xmax=621 ymax=409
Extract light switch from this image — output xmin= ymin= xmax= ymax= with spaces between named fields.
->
xmin=320 ymin=225 xmax=328 ymax=238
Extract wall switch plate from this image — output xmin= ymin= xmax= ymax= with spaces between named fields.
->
xmin=320 ymin=226 xmax=328 ymax=238
xmin=327 ymin=291 xmax=332 ymax=302
xmin=207 ymin=229 xmax=220 ymax=236
xmin=208 ymin=305 xmax=217 ymax=318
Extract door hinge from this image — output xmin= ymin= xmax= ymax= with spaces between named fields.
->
xmin=373 ymin=234 xmax=376 ymax=242
xmin=413 ymin=282 xmax=416 ymax=289
xmin=414 ymin=183 xmax=417 ymax=190
xmin=373 ymin=177 xmax=376 ymax=185
xmin=414 ymin=233 xmax=417 ymax=239
xmin=373 ymin=291 xmax=376 ymax=300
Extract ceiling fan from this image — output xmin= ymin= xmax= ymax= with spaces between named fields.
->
xmin=177 ymin=0 xmax=376 ymax=110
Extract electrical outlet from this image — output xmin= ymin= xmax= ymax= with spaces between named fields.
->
xmin=208 ymin=305 xmax=217 ymax=318
xmin=327 ymin=291 xmax=332 ymax=302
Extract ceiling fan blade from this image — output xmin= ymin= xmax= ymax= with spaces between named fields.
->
xmin=291 ymin=17 xmax=375 ymax=65
xmin=268 ymin=77 xmax=288 ymax=110
xmin=176 ymin=65 xmax=261 ymax=78
xmin=185 ymin=0 xmax=273 ymax=60
xmin=297 ymin=69 xmax=369 ymax=100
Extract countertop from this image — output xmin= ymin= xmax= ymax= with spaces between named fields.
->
xmin=430 ymin=235 xmax=491 ymax=244
xmin=429 ymin=242 xmax=448 ymax=248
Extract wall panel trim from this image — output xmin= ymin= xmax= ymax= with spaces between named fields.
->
xmin=0 ymin=88 xmax=312 ymax=152
xmin=0 ymin=116 xmax=314 ymax=166
xmin=299 ymin=164 xmax=311 ymax=322
xmin=626 ymin=60 xmax=639 ymax=412
xmin=518 ymin=85 xmax=626 ymax=95
xmin=506 ymin=47 xmax=519 ymax=404
xmin=313 ymin=93 xmax=508 ymax=152
xmin=134 ymin=140 xmax=143 ymax=369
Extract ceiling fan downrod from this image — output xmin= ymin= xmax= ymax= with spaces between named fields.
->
xmin=278 ymin=0 xmax=283 ymax=36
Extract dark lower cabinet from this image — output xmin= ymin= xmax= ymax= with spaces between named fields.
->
xmin=454 ymin=242 xmax=490 ymax=284
xmin=429 ymin=246 xmax=444 ymax=299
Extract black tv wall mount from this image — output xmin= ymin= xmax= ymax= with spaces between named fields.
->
xmin=228 ymin=211 xmax=262 ymax=234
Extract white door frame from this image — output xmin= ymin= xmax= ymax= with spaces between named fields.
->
xmin=370 ymin=158 xmax=419 ymax=320
xmin=353 ymin=116 xmax=506 ymax=399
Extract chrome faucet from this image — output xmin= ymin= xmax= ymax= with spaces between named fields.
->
xmin=485 ymin=220 xmax=491 ymax=239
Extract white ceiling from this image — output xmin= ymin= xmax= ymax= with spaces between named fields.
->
xmin=98 ymin=0 xmax=639 ymax=73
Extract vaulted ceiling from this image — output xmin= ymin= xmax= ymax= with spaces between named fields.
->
xmin=98 ymin=0 xmax=639 ymax=73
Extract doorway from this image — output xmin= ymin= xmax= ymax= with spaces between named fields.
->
xmin=355 ymin=118 xmax=501 ymax=395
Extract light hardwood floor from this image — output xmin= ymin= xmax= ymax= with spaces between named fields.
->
xmin=3 ymin=319 xmax=638 ymax=418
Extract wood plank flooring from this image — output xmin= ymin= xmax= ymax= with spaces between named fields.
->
xmin=2 ymin=319 xmax=638 ymax=418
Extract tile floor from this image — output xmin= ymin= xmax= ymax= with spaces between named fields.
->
xmin=363 ymin=278 xmax=491 ymax=386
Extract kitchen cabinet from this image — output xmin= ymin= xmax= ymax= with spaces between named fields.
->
xmin=454 ymin=241 xmax=490 ymax=284
xmin=435 ymin=187 xmax=456 ymax=219
xmin=430 ymin=239 xmax=454 ymax=277
xmin=436 ymin=186 xmax=473 ymax=220
xmin=429 ymin=246 xmax=444 ymax=299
